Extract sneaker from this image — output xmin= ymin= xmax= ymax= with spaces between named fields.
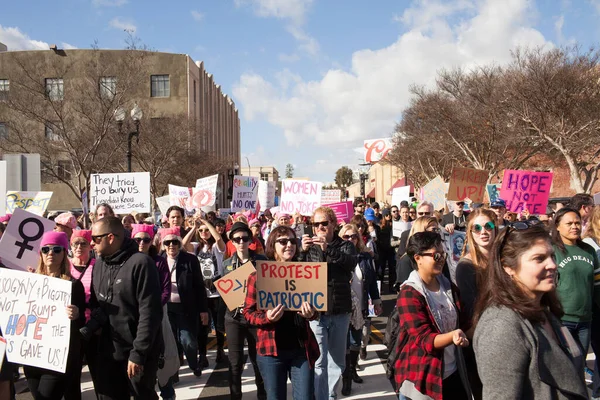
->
xmin=359 ymin=347 xmax=367 ymax=360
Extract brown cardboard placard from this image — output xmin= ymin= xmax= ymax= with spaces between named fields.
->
xmin=447 ymin=167 xmax=487 ymax=203
xmin=215 ymin=262 xmax=256 ymax=311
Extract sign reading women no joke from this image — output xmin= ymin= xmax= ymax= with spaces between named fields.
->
xmin=255 ymin=261 xmax=327 ymax=311
xmin=280 ymin=180 xmax=323 ymax=216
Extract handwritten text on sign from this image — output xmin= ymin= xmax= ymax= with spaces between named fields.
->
xmin=231 ymin=176 xmax=259 ymax=212
xmin=256 ymin=261 xmax=328 ymax=311
xmin=500 ymin=170 xmax=553 ymax=214
xmin=215 ymin=262 xmax=256 ymax=311
xmin=447 ymin=167 xmax=487 ymax=203
xmin=326 ymin=201 xmax=353 ymax=223
xmin=6 ymin=191 xmax=53 ymax=216
xmin=421 ymin=176 xmax=448 ymax=211
xmin=90 ymin=172 xmax=151 ymax=214
xmin=193 ymin=174 xmax=219 ymax=208
xmin=0 ymin=268 xmax=72 ymax=373
xmin=280 ymin=180 xmax=323 ymax=216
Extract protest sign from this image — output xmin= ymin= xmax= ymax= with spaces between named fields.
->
xmin=215 ymin=262 xmax=256 ymax=311
xmin=258 ymin=181 xmax=276 ymax=211
xmin=392 ymin=220 xmax=411 ymax=238
xmin=321 ymin=189 xmax=341 ymax=205
xmin=326 ymin=201 xmax=353 ymax=223
xmin=0 ymin=208 xmax=55 ymax=271
xmin=364 ymin=138 xmax=393 ymax=164
xmin=218 ymin=208 xmax=231 ymax=219
xmin=90 ymin=172 xmax=151 ymax=214
xmin=231 ymin=176 xmax=259 ymax=212
xmin=194 ymin=174 xmax=219 ymax=207
xmin=447 ymin=167 xmax=487 ymax=203
xmin=391 ymin=186 xmax=411 ymax=207
xmin=421 ymin=176 xmax=448 ymax=211
xmin=500 ymin=170 xmax=553 ymax=214
xmin=0 ymin=337 xmax=5 ymax=371
xmin=168 ymin=185 xmax=191 ymax=208
xmin=441 ymin=230 xmax=466 ymax=283
xmin=0 ymin=160 xmax=6 ymax=217
xmin=486 ymin=184 xmax=502 ymax=204
xmin=595 ymin=193 xmax=600 ymax=206
xmin=0 ymin=268 xmax=72 ymax=373
xmin=255 ymin=260 xmax=328 ymax=311
xmin=5 ymin=192 xmax=53 ymax=216
xmin=156 ymin=195 xmax=170 ymax=216
xmin=280 ymin=180 xmax=323 ymax=216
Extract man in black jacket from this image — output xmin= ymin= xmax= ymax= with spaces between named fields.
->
xmin=87 ymin=216 xmax=163 ymax=400
xmin=298 ymin=206 xmax=357 ymax=399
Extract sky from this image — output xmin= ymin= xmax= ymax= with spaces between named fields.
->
xmin=1 ymin=0 xmax=599 ymax=184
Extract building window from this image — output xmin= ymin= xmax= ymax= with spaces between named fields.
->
xmin=0 ymin=123 xmax=7 ymax=139
xmin=151 ymin=75 xmax=170 ymax=97
xmin=45 ymin=123 xmax=60 ymax=141
xmin=99 ymin=76 xmax=117 ymax=100
xmin=45 ymin=78 xmax=64 ymax=101
xmin=260 ymin=172 xmax=269 ymax=181
xmin=193 ymin=80 xmax=196 ymax=103
xmin=0 ymin=79 xmax=9 ymax=101
xmin=57 ymin=160 xmax=71 ymax=180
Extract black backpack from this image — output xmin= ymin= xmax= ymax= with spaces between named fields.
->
xmin=385 ymin=305 xmax=408 ymax=392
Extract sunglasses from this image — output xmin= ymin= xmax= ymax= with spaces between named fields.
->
xmin=472 ymin=221 xmax=495 ymax=233
xmin=275 ymin=238 xmax=296 ymax=246
xmin=418 ymin=211 xmax=431 ymax=216
xmin=41 ymin=246 xmax=64 ymax=254
xmin=499 ymin=219 xmax=543 ymax=252
xmin=91 ymin=233 xmax=111 ymax=243
xmin=231 ymin=236 xmax=251 ymax=244
xmin=134 ymin=237 xmax=152 ymax=244
xmin=342 ymin=234 xmax=359 ymax=241
xmin=313 ymin=221 xmax=330 ymax=228
xmin=198 ymin=228 xmax=210 ymax=233
xmin=420 ymin=252 xmax=446 ymax=262
xmin=409 ymin=210 xmax=416 ymax=214
xmin=71 ymin=241 xmax=89 ymax=248
xmin=163 ymin=239 xmax=180 ymax=246
xmin=456 ymin=202 xmax=465 ymax=206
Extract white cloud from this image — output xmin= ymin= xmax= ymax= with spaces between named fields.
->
xmin=278 ymin=53 xmax=300 ymax=63
xmin=93 ymin=0 xmax=127 ymax=6
xmin=0 ymin=25 xmax=49 ymax=51
xmin=555 ymin=15 xmax=564 ymax=42
xmin=61 ymin=42 xmax=77 ymax=50
xmin=233 ymin=0 xmax=552 ymax=152
xmin=109 ymin=17 xmax=137 ymax=33
xmin=191 ymin=10 xmax=205 ymax=22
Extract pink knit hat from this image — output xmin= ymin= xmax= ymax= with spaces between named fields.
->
xmin=158 ymin=226 xmax=180 ymax=238
xmin=0 ymin=214 xmax=12 ymax=224
xmin=55 ymin=212 xmax=77 ymax=230
xmin=71 ymin=230 xmax=92 ymax=243
xmin=131 ymin=224 xmax=155 ymax=239
xmin=248 ymin=218 xmax=260 ymax=227
xmin=40 ymin=231 xmax=69 ymax=250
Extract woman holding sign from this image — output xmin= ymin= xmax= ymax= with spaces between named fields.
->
xmin=243 ymin=225 xmax=319 ymax=400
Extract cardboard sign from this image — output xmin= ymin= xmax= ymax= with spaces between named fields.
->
xmin=441 ymin=230 xmax=466 ymax=283
xmin=156 ymin=195 xmax=170 ymax=216
xmin=321 ymin=189 xmax=341 ymax=205
xmin=324 ymin=201 xmax=353 ymax=223
xmin=486 ymin=184 xmax=502 ymax=204
xmin=421 ymin=176 xmax=448 ymax=211
xmin=215 ymin=262 xmax=256 ymax=311
xmin=194 ymin=174 xmax=219 ymax=207
xmin=0 ymin=161 xmax=6 ymax=217
xmin=447 ymin=167 xmax=487 ymax=203
xmin=231 ymin=176 xmax=259 ymax=212
xmin=280 ymin=180 xmax=323 ymax=216
xmin=500 ymin=170 xmax=553 ymax=214
xmin=6 ymin=191 xmax=53 ymax=216
xmin=391 ymin=186 xmax=411 ymax=207
xmin=364 ymin=138 xmax=393 ymax=164
xmin=0 ymin=268 xmax=72 ymax=373
xmin=258 ymin=181 xmax=276 ymax=212
xmin=255 ymin=260 xmax=328 ymax=311
xmin=0 ymin=208 xmax=55 ymax=271
xmin=90 ymin=172 xmax=151 ymax=214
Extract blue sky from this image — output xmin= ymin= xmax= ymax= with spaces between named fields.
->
xmin=1 ymin=0 xmax=599 ymax=183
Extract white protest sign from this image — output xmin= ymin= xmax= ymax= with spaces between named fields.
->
xmin=6 ymin=191 xmax=53 ymax=216
xmin=0 ymin=337 xmax=5 ymax=371
xmin=280 ymin=180 xmax=323 ymax=216
xmin=0 ymin=268 xmax=72 ymax=373
xmin=258 ymin=181 xmax=276 ymax=211
xmin=392 ymin=220 xmax=411 ymax=238
xmin=194 ymin=174 xmax=219 ymax=208
xmin=321 ymin=189 xmax=341 ymax=205
xmin=0 ymin=208 xmax=55 ymax=271
xmin=156 ymin=195 xmax=170 ymax=216
xmin=0 ymin=161 xmax=6 ymax=217
xmin=231 ymin=176 xmax=259 ymax=212
xmin=595 ymin=192 xmax=600 ymax=206
xmin=392 ymin=186 xmax=411 ymax=207
xmin=168 ymin=185 xmax=191 ymax=208
xmin=90 ymin=172 xmax=151 ymax=214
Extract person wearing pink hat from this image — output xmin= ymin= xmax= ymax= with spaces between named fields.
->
xmin=55 ymin=212 xmax=78 ymax=240
xmin=0 ymin=213 xmax=11 ymax=226
xmin=249 ymin=218 xmax=265 ymax=249
xmin=131 ymin=224 xmax=170 ymax=306
xmin=24 ymin=231 xmax=85 ymax=400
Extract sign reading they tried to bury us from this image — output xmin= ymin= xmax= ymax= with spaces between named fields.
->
xmin=255 ymin=260 xmax=327 ymax=312
xmin=215 ymin=262 xmax=256 ymax=311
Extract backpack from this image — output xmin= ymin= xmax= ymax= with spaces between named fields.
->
xmin=385 ymin=305 xmax=408 ymax=392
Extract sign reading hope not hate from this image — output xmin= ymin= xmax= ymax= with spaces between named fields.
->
xmin=90 ymin=172 xmax=151 ymax=214
xmin=0 ymin=268 xmax=72 ymax=373
xmin=280 ymin=180 xmax=323 ymax=216
xmin=256 ymin=261 xmax=328 ymax=311
xmin=231 ymin=176 xmax=259 ymax=212
xmin=447 ymin=167 xmax=488 ymax=203
xmin=6 ymin=192 xmax=53 ymax=216
xmin=500 ymin=169 xmax=553 ymax=214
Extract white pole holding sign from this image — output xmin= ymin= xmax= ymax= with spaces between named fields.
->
xmin=90 ymin=172 xmax=151 ymax=214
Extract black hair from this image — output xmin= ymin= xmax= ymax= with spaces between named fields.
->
xmin=406 ymin=231 xmax=443 ymax=268
xmin=570 ymin=193 xmax=593 ymax=213
xmin=214 ymin=218 xmax=226 ymax=226
xmin=551 ymin=206 xmax=583 ymax=254
xmin=166 ymin=205 xmax=185 ymax=219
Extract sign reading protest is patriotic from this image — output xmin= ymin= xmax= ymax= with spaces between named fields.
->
xmin=90 ymin=172 xmax=151 ymax=214
xmin=215 ymin=262 xmax=256 ymax=311
xmin=364 ymin=138 xmax=393 ymax=164
xmin=0 ymin=208 xmax=55 ymax=271
xmin=255 ymin=260 xmax=328 ymax=311
xmin=280 ymin=180 xmax=323 ymax=216
xmin=391 ymin=186 xmax=411 ymax=208
xmin=321 ymin=189 xmax=341 ymax=205
xmin=447 ymin=167 xmax=487 ymax=203
xmin=258 ymin=181 xmax=276 ymax=212
xmin=421 ymin=176 xmax=448 ymax=211
xmin=193 ymin=174 xmax=219 ymax=208
xmin=0 ymin=268 xmax=72 ymax=373
xmin=500 ymin=170 xmax=553 ymax=214
xmin=231 ymin=176 xmax=259 ymax=212
xmin=326 ymin=201 xmax=353 ymax=223
xmin=5 ymin=191 xmax=53 ymax=216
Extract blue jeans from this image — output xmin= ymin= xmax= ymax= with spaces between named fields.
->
xmin=310 ymin=313 xmax=351 ymax=399
xmin=562 ymin=320 xmax=591 ymax=374
xmin=256 ymin=349 xmax=313 ymax=400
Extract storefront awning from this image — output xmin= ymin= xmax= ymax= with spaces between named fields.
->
xmin=367 ymin=187 xmax=376 ymax=198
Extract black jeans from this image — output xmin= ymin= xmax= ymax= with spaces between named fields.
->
xmin=224 ymin=312 xmax=265 ymax=399
xmin=24 ymin=367 xmax=68 ymax=400
xmin=199 ymin=297 xmax=226 ymax=355
xmin=94 ymin=357 xmax=159 ymax=400
xmin=591 ymin=304 xmax=600 ymax=397
xmin=442 ymin=371 xmax=469 ymax=399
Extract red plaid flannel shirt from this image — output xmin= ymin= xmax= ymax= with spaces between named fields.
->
xmin=243 ymin=272 xmax=320 ymax=367
xmin=393 ymin=284 xmax=462 ymax=400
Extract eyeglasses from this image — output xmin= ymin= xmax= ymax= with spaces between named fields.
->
xmin=418 ymin=211 xmax=432 ymax=216
xmin=198 ymin=228 xmax=210 ymax=233
xmin=342 ymin=234 xmax=359 ymax=241
xmin=409 ymin=211 xmax=416 ymax=214
xmin=231 ymin=236 xmax=251 ymax=244
xmin=91 ymin=233 xmax=112 ymax=244
xmin=41 ymin=246 xmax=64 ymax=254
xmin=275 ymin=238 xmax=296 ymax=246
xmin=163 ymin=239 xmax=181 ymax=246
xmin=456 ymin=202 xmax=465 ymax=206
xmin=419 ymin=252 xmax=446 ymax=262
xmin=134 ymin=237 xmax=152 ymax=244
xmin=313 ymin=221 xmax=330 ymax=228
xmin=472 ymin=221 xmax=495 ymax=233
xmin=71 ymin=241 xmax=89 ymax=248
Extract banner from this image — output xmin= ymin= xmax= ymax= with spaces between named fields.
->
xmin=258 ymin=181 xmax=276 ymax=212
xmin=0 ymin=208 xmax=55 ymax=271
xmin=193 ymin=174 xmax=219 ymax=208
xmin=215 ymin=262 xmax=256 ymax=311
xmin=156 ymin=195 xmax=170 ymax=216
xmin=0 ymin=268 xmax=72 ymax=373
xmin=441 ymin=230 xmax=466 ymax=283
xmin=5 ymin=191 xmax=53 ymax=216
xmin=421 ymin=176 xmax=448 ymax=211
xmin=321 ymin=189 xmax=341 ymax=205
xmin=364 ymin=138 xmax=393 ymax=164
xmin=447 ymin=167 xmax=487 ymax=203
xmin=391 ymin=186 xmax=411 ymax=207
xmin=168 ymin=185 xmax=191 ymax=209
xmin=325 ymin=201 xmax=353 ymax=223
xmin=0 ymin=161 xmax=6 ymax=217
xmin=486 ymin=184 xmax=502 ymax=204
xmin=90 ymin=172 xmax=151 ymax=214
xmin=500 ymin=170 xmax=553 ymax=214
xmin=231 ymin=176 xmax=259 ymax=212
xmin=280 ymin=180 xmax=323 ymax=216
xmin=255 ymin=260 xmax=328 ymax=311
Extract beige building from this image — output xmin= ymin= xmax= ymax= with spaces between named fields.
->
xmin=347 ymin=162 xmax=411 ymax=206
xmin=239 ymin=166 xmax=279 ymax=183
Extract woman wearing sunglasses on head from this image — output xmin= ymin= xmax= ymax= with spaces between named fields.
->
xmin=395 ymin=231 xmax=472 ymax=400
xmin=243 ymin=225 xmax=319 ymax=399
xmin=473 ymin=220 xmax=588 ymax=399
xmin=25 ymin=231 xmax=85 ymax=400
xmin=222 ymin=221 xmax=267 ymax=399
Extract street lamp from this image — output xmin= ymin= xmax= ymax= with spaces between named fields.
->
xmin=358 ymin=163 xmax=371 ymax=199
xmin=228 ymin=162 xmax=240 ymax=201
xmin=115 ymin=104 xmax=143 ymax=172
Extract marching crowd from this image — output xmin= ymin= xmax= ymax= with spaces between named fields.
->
xmin=0 ymin=192 xmax=598 ymax=400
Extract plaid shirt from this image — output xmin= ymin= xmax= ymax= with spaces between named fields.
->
xmin=243 ymin=272 xmax=320 ymax=367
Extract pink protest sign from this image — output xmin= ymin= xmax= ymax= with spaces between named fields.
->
xmin=280 ymin=180 xmax=323 ymax=216
xmin=323 ymin=201 xmax=353 ymax=223
xmin=500 ymin=170 xmax=553 ymax=214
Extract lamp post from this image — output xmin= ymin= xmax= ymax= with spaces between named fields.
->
xmin=115 ymin=104 xmax=143 ymax=172
xmin=358 ymin=163 xmax=371 ymax=200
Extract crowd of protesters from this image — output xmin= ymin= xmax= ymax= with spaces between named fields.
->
xmin=0 ymin=191 xmax=597 ymax=399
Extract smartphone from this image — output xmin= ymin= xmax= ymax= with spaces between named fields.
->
xmin=303 ymin=224 xmax=313 ymax=236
